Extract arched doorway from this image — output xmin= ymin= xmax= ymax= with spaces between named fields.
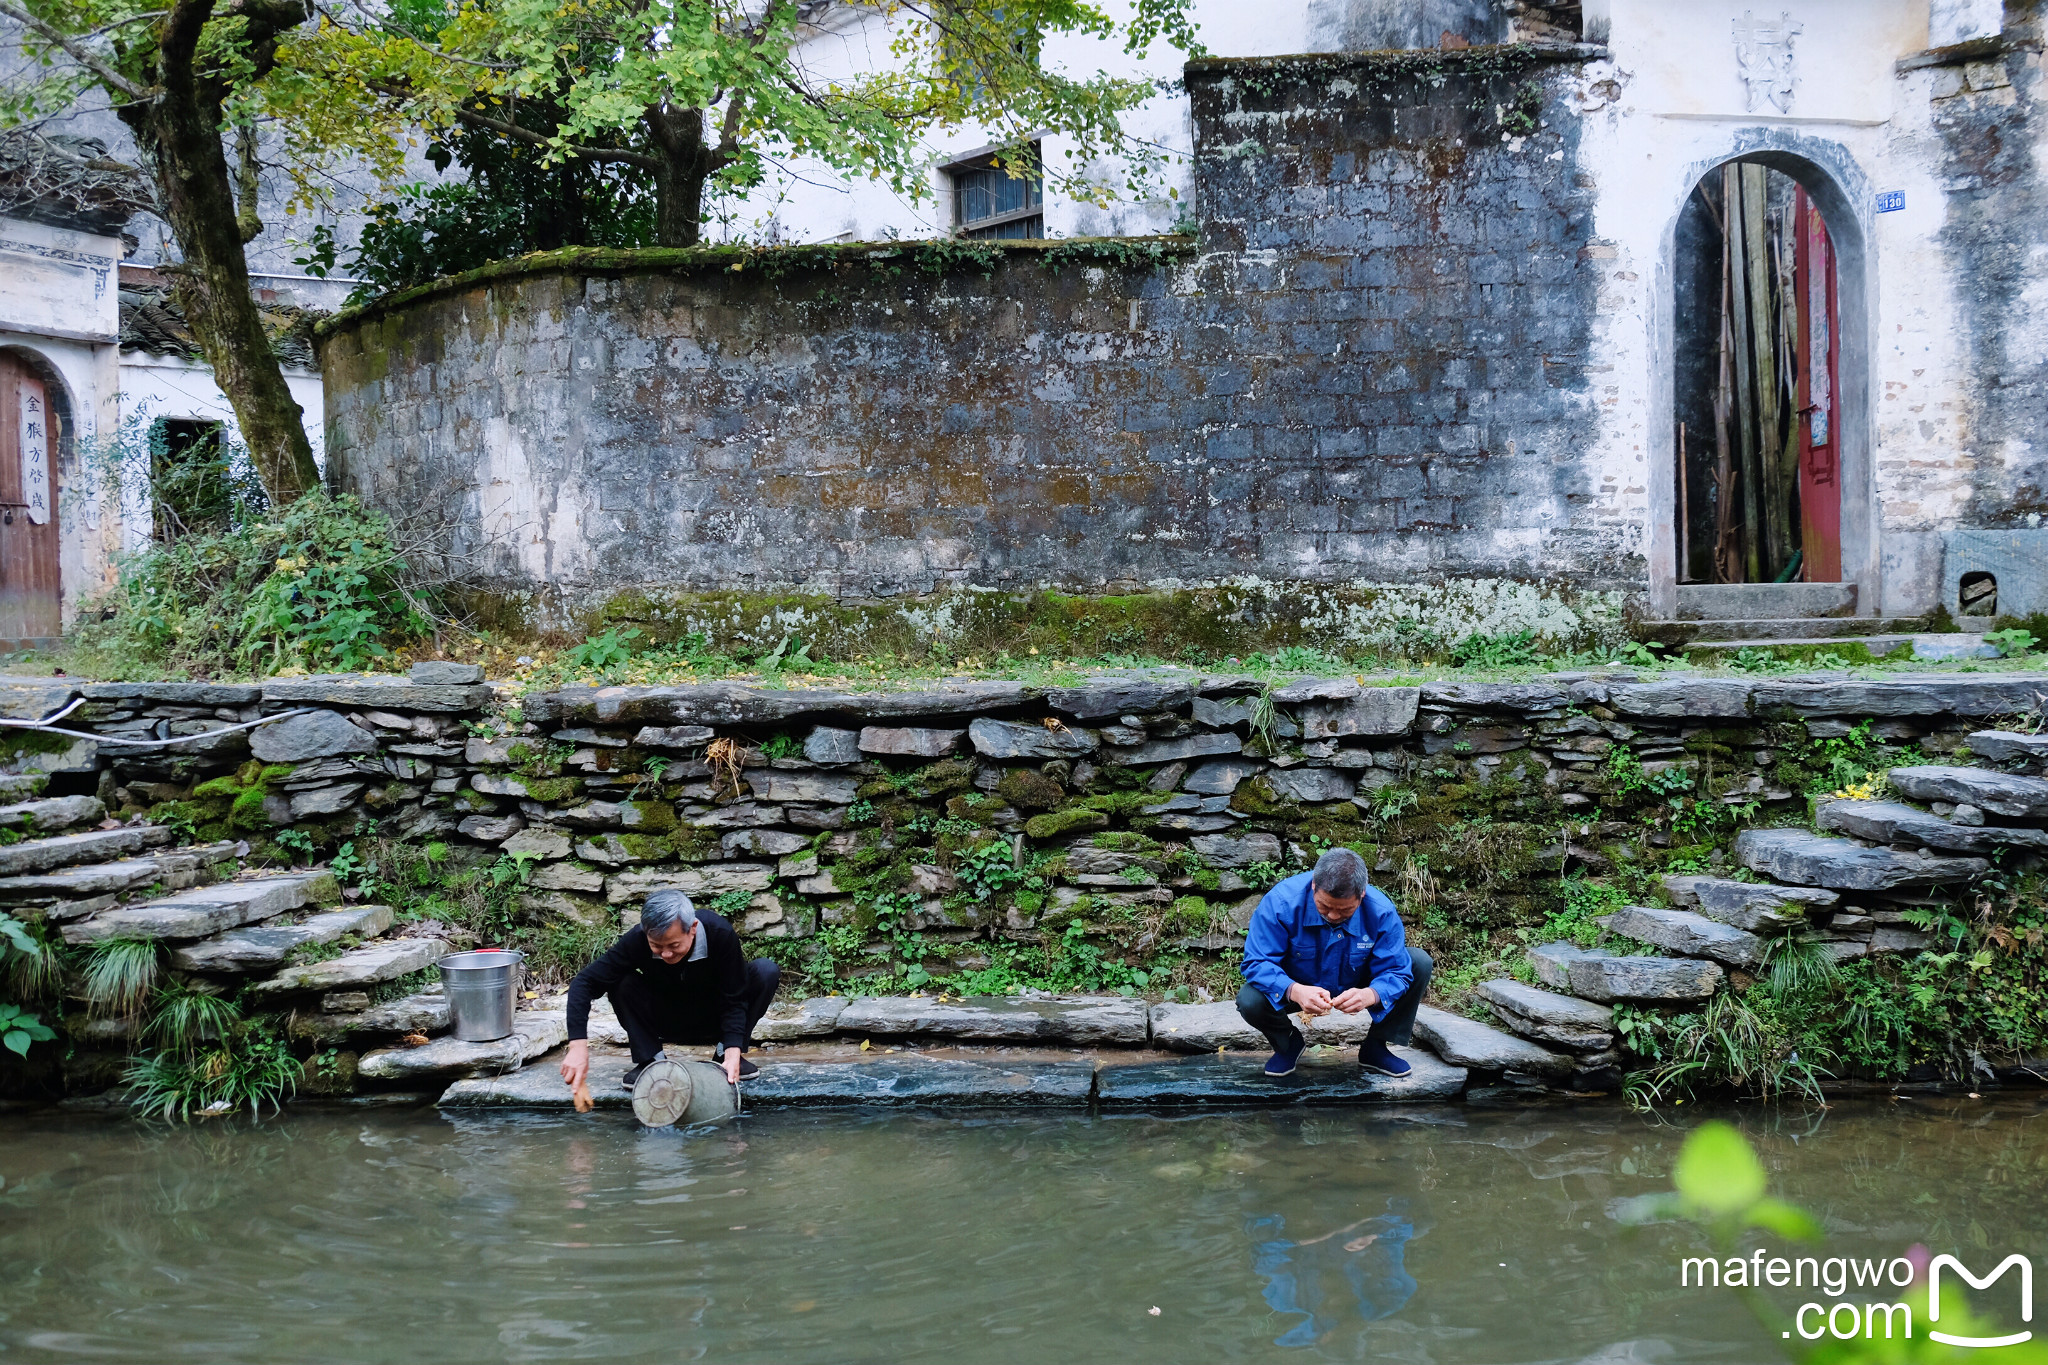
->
xmin=1672 ymin=159 xmax=1844 ymax=592
xmin=0 ymin=347 xmax=70 ymax=645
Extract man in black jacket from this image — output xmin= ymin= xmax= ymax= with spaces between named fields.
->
xmin=559 ymin=889 xmax=780 ymax=1090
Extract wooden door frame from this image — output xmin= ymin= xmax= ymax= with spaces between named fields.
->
xmin=1646 ymin=137 xmax=1877 ymax=619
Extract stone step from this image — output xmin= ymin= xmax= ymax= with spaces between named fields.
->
xmin=1886 ymin=765 xmax=2048 ymax=821
xmin=0 ymin=795 xmax=105 ymax=834
xmin=1565 ymin=950 xmax=1725 ymax=1003
xmin=1650 ymin=616 xmax=1928 ymax=642
xmin=1681 ymin=635 xmax=1985 ymax=663
xmin=1528 ymin=941 xmax=1609 ymax=991
xmin=1969 ymin=731 xmax=2048 ymax=772
xmin=1147 ymin=999 xmax=1380 ymax=1052
xmin=753 ymin=996 xmax=851 ymax=1041
xmin=248 ymin=930 xmax=445 ymax=997
xmin=61 ymin=871 xmax=338 ymax=944
xmin=837 ymin=994 xmax=1150 ymax=1046
xmin=1735 ymin=828 xmax=1988 ymax=890
xmin=0 ymin=825 xmax=172 ymax=878
xmin=0 ymin=842 xmax=242 ymax=915
xmin=1474 ymin=980 xmax=1614 ymax=1052
xmin=0 ymin=773 xmax=48 ymax=802
xmin=170 ymin=903 xmax=394 ymax=974
xmin=1816 ymin=799 xmax=2048 ymax=855
xmin=1677 ymin=582 xmax=1857 ymax=620
xmin=1412 ymin=1004 xmax=1574 ymax=1079
xmin=1660 ymin=874 xmax=1836 ymax=931
xmin=360 ymin=1010 xmax=565 ymax=1083
xmin=1602 ymin=904 xmax=1763 ymax=968
xmin=1095 ymin=1049 xmax=1465 ymax=1106
xmin=290 ymin=986 xmax=450 ymax=1042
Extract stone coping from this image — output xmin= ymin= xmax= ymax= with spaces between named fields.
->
xmin=9 ymin=669 xmax=2045 ymax=725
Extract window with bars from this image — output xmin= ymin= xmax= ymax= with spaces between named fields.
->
xmin=949 ymin=144 xmax=1043 ymax=239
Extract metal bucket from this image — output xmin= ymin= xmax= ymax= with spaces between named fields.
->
xmin=438 ymin=950 xmax=524 ymax=1042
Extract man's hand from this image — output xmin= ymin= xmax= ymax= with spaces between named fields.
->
xmin=560 ymin=1039 xmax=590 ymax=1090
xmin=1287 ymin=982 xmax=1334 ymax=1017
xmin=723 ymin=1048 xmax=744 ymax=1084
xmin=1332 ymin=987 xmax=1379 ymax=1015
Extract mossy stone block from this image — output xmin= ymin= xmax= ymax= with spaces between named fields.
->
xmin=1024 ymin=807 xmax=1111 ymax=840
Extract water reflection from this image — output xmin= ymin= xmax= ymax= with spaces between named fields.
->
xmin=1248 ymin=1199 xmax=1423 ymax=1348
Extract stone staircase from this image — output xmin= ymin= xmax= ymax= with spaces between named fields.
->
xmin=1640 ymin=582 xmax=1993 ymax=661
xmin=1440 ymin=730 xmax=2048 ymax=1086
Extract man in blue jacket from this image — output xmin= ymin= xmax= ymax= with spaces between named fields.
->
xmin=1238 ymin=847 xmax=1432 ymax=1078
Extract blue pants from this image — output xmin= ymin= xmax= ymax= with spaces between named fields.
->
xmin=1235 ymin=947 xmax=1432 ymax=1051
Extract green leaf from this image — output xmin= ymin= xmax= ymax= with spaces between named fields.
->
xmin=1672 ymin=1121 xmax=1766 ymax=1216
xmin=3 ymin=1029 xmax=28 ymax=1058
xmin=1743 ymin=1197 xmax=1822 ymax=1241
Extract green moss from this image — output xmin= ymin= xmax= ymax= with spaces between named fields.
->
xmin=190 ymin=774 xmax=245 ymax=801
xmin=505 ymin=741 xmax=534 ymax=766
xmin=519 ymin=777 xmax=583 ymax=804
xmin=228 ymin=786 xmax=273 ymax=829
xmin=1023 ymin=807 xmax=1111 ymax=840
xmin=944 ymin=794 xmax=1012 ymax=827
xmin=1082 ymin=790 xmax=1161 ymax=817
xmin=669 ymin=825 xmax=720 ymax=863
xmin=623 ymin=800 xmax=677 ymax=833
xmin=1229 ymin=778 xmax=1302 ymax=819
xmin=997 ymin=768 xmax=1064 ymax=810
xmin=614 ymin=833 xmax=676 ymax=862
xmin=1091 ymin=830 xmax=1161 ymax=853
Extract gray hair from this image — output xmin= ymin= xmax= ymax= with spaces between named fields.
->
xmin=1311 ymin=847 xmax=1369 ymax=901
xmin=641 ymin=888 xmax=698 ymax=936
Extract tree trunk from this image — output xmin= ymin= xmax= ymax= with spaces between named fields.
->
xmin=644 ymin=104 xmax=708 ymax=247
xmin=120 ymin=0 xmax=321 ymax=508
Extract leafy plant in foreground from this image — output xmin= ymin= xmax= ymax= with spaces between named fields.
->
xmin=83 ymin=938 xmax=161 ymax=1019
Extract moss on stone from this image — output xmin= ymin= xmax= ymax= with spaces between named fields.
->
xmin=670 ymin=824 xmax=721 ymax=863
xmin=997 ymin=768 xmax=1064 ymax=810
xmin=1023 ymin=807 xmax=1111 ymax=840
xmin=520 ymin=777 xmax=583 ymax=803
xmin=614 ymin=832 xmax=676 ymax=862
xmin=623 ymin=800 xmax=677 ymax=833
xmin=228 ymin=786 xmax=273 ymax=829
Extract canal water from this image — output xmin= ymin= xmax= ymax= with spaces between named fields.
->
xmin=1 ymin=1097 xmax=2043 ymax=1363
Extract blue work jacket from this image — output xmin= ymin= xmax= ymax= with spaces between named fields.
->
xmin=1242 ymin=871 xmax=1414 ymax=1020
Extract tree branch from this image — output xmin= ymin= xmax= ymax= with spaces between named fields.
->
xmin=0 ymin=0 xmax=155 ymax=101
xmin=368 ymin=84 xmax=663 ymax=169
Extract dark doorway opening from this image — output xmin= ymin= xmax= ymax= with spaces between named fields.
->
xmin=149 ymin=418 xmax=233 ymax=540
xmin=1674 ymin=162 xmax=1841 ymax=585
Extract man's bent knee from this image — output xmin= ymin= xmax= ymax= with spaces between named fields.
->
xmin=748 ymin=957 xmax=780 ymax=992
xmin=1407 ymin=946 xmax=1434 ymax=994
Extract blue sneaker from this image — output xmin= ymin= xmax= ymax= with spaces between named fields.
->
xmin=1359 ymin=1041 xmax=1412 ymax=1077
xmin=1263 ymin=1032 xmax=1306 ymax=1077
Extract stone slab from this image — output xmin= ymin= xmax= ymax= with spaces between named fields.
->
xmin=0 ymin=679 xmax=81 ymax=718
xmin=250 ymin=934 xmax=448 ymax=996
xmin=1605 ymin=679 xmax=1756 ymax=719
xmin=1419 ymin=683 xmax=1570 ymax=713
xmin=1120 ymin=733 xmax=1242 ymax=766
xmin=1146 ymin=999 xmax=1383 ymax=1052
xmin=606 ymin=863 xmax=773 ymax=904
xmin=171 ymin=903 xmax=394 ymax=973
xmin=1183 ymin=759 xmax=1264 ymax=794
xmin=1566 ymin=953 xmax=1724 ymax=1004
xmin=1474 ymin=980 xmax=1614 ymax=1051
xmin=1412 ymin=1004 xmax=1574 ymax=1078
xmin=440 ymin=1050 xmax=639 ymax=1109
xmin=0 ymin=826 xmax=172 ymax=877
xmin=409 ymin=661 xmax=485 ymax=685
xmin=1886 ymin=765 xmax=2048 ymax=820
xmin=1604 ymin=905 xmax=1763 ymax=967
xmin=858 ymin=726 xmax=964 ymax=758
xmin=1735 ymin=828 xmax=1988 ymax=890
xmin=1292 ymin=687 xmax=1422 ymax=740
xmin=837 ymin=995 xmax=1150 ymax=1046
xmin=1817 ymin=799 xmax=2048 ymax=853
xmin=359 ymin=1011 xmax=565 ymax=1082
xmin=0 ymin=795 xmax=103 ymax=834
xmin=262 ymin=675 xmax=498 ymax=712
xmin=1046 ymin=676 xmax=1197 ymax=721
xmin=743 ymin=770 xmax=860 ymax=805
xmin=744 ymin=1055 xmax=1098 ymax=1107
xmin=77 ymin=681 xmax=264 ymax=706
xmin=966 ymin=717 xmax=1099 ymax=760
xmin=1188 ymin=833 xmax=1283 ymax=869
xmin=1660 ymin=874 xmax=1835 ymax=931
xmin=0 ymin=854 xmax=206 ymax=905
xmin=1527 ymin=941 xmax=1609 ymax=991
xmin=1095 ymin=1049 xmax=1464 ymax=1106
xmin=802 ymin=727 xmax=863 ymax=765
xmin=754 ymin=996 xmax=851 ymax=1041
xmin=356 ymin=988 xmax=451 ymax=1036
xmin=1969 ymin=730 xmax=2048 ymax=769
xmin=63 ymin=872 xmax=337 ymax=944
xmin=525 ymin=680 xmax=1035 ymax=728
xmin=1264 ymin=768 xmax=1357 ymax=803
xmin=1750 ymin=677 xmax=2048 ymax=719
xmin=249 ymin=710 xmax=379 ymax=763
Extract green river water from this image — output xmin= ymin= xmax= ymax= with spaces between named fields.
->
xmin=1 ymin=1096 xmax=2043 ymax=1363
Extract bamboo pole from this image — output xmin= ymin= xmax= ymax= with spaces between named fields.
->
xmin=1725 ymin=164 xmax=1763 ymax=583
xmin=1741 ymin=163 xmax=1786 ymax=579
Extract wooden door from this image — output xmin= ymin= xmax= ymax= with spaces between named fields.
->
xmin=0 ymin=353 xmax=64 ymax=644
xmin=1793 ymin=189 xmax=1842 ymax=582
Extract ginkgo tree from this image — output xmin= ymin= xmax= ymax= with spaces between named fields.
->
xmin=282 ymin=0 xmax=1205 ymax=250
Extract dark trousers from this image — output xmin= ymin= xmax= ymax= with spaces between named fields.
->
xmin=607 ymin=958 xmax=780 ymax=1065
xmin=1235 ymin=947 xmax=1433 ymax=1052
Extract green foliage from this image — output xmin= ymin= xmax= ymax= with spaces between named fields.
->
xmin=1622 ymin=991 xmax=1830 ymax=1108
xmin=759 ymin=733 xmax=805 ymax=762
xmin=123 ymin=1031 xmax=302 ymax=1121
xmin=141 ymin=980 xmax=240 ymax=1052
xmin=565 ymin=625 xmax=642 ymax=672
xmin=1542 ymin=876 xmax=1625 ymax=947
xmin=954 ymin=840 xmax=1044 ymax=901
xmin=82 ymin=938 xmax=162 ymax=1019
xmin=1984 ymin=627 xmax=2038 ymax=658
xmin=1452 ymin=629 xmax=1539 ymax=669
xmin=0 ymin=1002 xmax=55 ymax=1058
xmin=1758 ymin=928 xmax=1842 ymax=996
xmin=69 ymin=491 xmax=434 ymax=679
xmin=274 ymin=827 xmax=316 ymax=862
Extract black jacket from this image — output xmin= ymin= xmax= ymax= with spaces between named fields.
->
xmin=565 ymin=911 xmax=749 ymax=1049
